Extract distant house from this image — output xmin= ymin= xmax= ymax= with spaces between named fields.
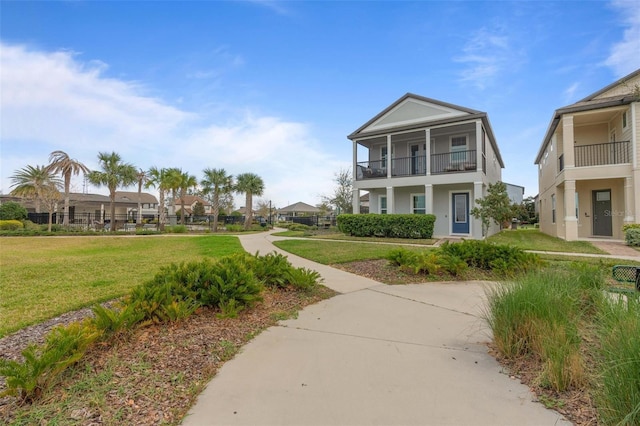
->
xmin=535 ymin=68 xmax=640 ymax=240
xmin=348 ymin=93 xmax=505 ymax=239
xmin=505 ymin=183 xmax=525 ymax=205
xmin=277 ymin=202 xmax=321 ymax=217
xmin=0 ymin=191 xmax=159 ymax=223
xmin=174 ymin=195 xmax=212 ymax=216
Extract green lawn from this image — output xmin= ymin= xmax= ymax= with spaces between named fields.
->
xmin=0 ymin=235 xmax=243 ymax=337
xmin=272 ymin=239 xmax=427 ymax=264
xmin=487 ymin=229 xmax=605 ymax=254
xmin=272 ymin=230 xmax=436 ymax=245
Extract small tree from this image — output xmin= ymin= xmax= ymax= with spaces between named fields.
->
xmin=470 ymin=181 xmax=512 ymax=236
xmin=235 ymin=173 xmax=265 ymax=230
xmin=192 ymin=201 xmax=205 ymax=217
xmin=0 ymin=202 xmax=28 ymax=220
xmin=324 ymin=168 xmax=353 ymax=214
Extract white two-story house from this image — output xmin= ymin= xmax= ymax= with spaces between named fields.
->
xmin=535 ymin=69 xmax=640 ymax=241
xmin=348 ymin=93 xmax=505 ymax=239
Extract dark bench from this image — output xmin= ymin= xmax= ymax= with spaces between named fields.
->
xmin=612 ymin=265 xmax=640 ymax=291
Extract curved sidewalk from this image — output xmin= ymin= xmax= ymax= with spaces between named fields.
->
xmin=183 ymin=231 xmax=569 ymax=425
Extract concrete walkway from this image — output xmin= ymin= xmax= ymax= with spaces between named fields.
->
xmin=183 ymin=231 xmax=570 ymax=425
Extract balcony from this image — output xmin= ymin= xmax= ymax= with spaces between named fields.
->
xmin=574 ymin=141 xmax=630 ymax=167
xmin=558 ymin=141 xmax=631 ymax=172
xmin=356 ymin=149 xmax=478 ymax=180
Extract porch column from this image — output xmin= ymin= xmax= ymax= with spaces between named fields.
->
xmin=564 ymin=180 xmax=578 ymax=241
xmin=475 ymin=120 xmax=483 ymax=172
xmin=425 ymin=129 xmax=431 ymax=175
xmin=562 ymin=115 xmax=575 ymax=168
xmin=386 ymin=135 xmax=392 ymax=178
xmin=624 ymin=176 xmax=635 ymax=225
xmin=424 ymin=184 xmax=433 ymax=214
xmin=352 ymin=189 xmax=360 ymax=214
xmin=386 ymin=187 xmax=394 ymax=214
xmin=473 ymin=181 xmax=483 ymax=237
xmin=352 ymin=140 xmax=358 ymax=180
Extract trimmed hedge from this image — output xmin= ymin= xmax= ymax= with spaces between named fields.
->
xmin=337 ymin=214 xmax=436 ymax=239
xmin=0 ymin=220 xmax=24 ymax=231
xmin=625 ymin=228 xmax=640 ymax=247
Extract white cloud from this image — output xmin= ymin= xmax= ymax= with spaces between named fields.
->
xmin=0 ymin=42 xmax=339 ymax=207
xmin=563 ymin=82 xmax=580 ymax=103
xmin=605 ymin=0 xmax=640 ymax=77
xmin=454 ymin=26 xmax=523 ymax=90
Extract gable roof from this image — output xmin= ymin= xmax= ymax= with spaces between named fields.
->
xmin=277 ymin=201 xmax=320 ymax=214
xmin=535 ymin=68 xmax=640 ymax=164
xmin=348 ymin=93 xmax=482 ymax=140
xmin=348 ymin=93 xmax=504 ymax=168
xmin=176 ymin=195 xmax=210 ymax=206
xmin=114 ymin=191 xmax=159 ymax=204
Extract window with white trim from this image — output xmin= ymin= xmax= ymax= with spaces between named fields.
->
xmin=551 ymin=194 xmax=556 ymax=224
xmin=380 ymin=196 xmax=387 ymax=214
xmin=450 ymin=135 xmax=468 ymax=163
xmin=623 ymin=111 xmax=627 ymax=128
xmin=411 ymin=194 xmax=426 ymax=214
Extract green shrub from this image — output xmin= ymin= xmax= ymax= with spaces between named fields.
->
xmin=0 ymin=322 xmax=100 ymax=401
xmin=285 ymin=267 xmax=322 ymax=291
xmin=225 ymin=224 xmax=244 ymax=232
xmin=0 ymin=202 xmax=28 ymax=220
xmin=439 ymin=240 xmax=540 ymax=275
xmin=0 ymin=219 xmax=24 ymax=231
xmin=90 ymin=303 xmax=145 ymax=335
xmin=386 ymin=248 xmax=418 ymax=267
xmin=166 ymin=225 xmax=187 ymax=234
xmin=622 ymin=223 xmax=640 ymax=233
xmin=595 ymin=295 xmax=640 ymax=425
xmin=337 ymin=214 xmax=436 ymax=239
xmin=251 ymin=252 xmax=293 ymax=288
xmin=625 ymin=228 xmax=640 ymax=247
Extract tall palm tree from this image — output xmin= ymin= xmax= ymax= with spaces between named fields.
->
xmin=135 ymin=169 xmax=148 ymax=225
xmin=146 ymin=167 xmax=170 ymax=231
xmin=165 ymin=167 xmax=183 ymax=219
xmin=87 ymin=152 xmax=137 ymax=232
xmin=178 ymin=171 xmax=198 ymax=225
xmin=9 ymin=165 xmax=61 ymax=214
xmin=201 ymin=168 xmax=233 ymax=232
xmin=235 ymin=172 xmax=265 ymax=230
xmin=46 ymin=150 xmax=90 ymax=226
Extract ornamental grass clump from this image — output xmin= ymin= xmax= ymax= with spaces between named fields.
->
xmin=595 ymin=294 xmax=640 ymax=425
xmin=484 ymin=269 xmax=588 ymax=391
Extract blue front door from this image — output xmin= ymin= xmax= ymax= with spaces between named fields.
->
xmin=452 ymin=193 xmax=469 ymax=234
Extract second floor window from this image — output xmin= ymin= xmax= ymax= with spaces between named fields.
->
xmin=451 ymin=135 xmax=468 ymax=163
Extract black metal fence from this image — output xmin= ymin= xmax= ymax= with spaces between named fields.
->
xmin=26 ymin=212 xmax=337 ymax=231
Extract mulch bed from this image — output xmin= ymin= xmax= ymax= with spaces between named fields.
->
xmin=1 ymin=259 xmax=600 ymax=424
xmin=0 ymin=287 xmax=335 ymax=425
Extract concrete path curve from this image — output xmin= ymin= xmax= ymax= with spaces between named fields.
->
xmin=183 ymin=231 xmax=570 ymax=425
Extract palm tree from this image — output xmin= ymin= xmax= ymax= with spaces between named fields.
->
xmin=87 ymin=152 xmax=137 ymax=233
xmin=235 ymin=172 xmax=265 ymax=230
xmin=146 ymin=167 xmax=171 ymax=231
xmin=201 ymin=168 xmax=233 ymax=232
xmin=135 ymin=169 xmax=148 ymax=226
xmin=9 ymin=165 xmax=61 ymax=214
xmin=178 ymin=171 xmax=197 ymax=225
xmin=165 ymin=167 xmax=183 ymax=219
xmin=46 ymin=150 xmax=90 ymax=226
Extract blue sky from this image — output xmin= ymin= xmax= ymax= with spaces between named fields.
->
xmin=1 ymin=0 xmax=639 ymax=209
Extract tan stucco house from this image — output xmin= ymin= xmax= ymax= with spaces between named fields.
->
xmin=535 ymin=68 xmax=640 ymax=241
xmin=348 ymin=93 xmax=505 ymax=239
